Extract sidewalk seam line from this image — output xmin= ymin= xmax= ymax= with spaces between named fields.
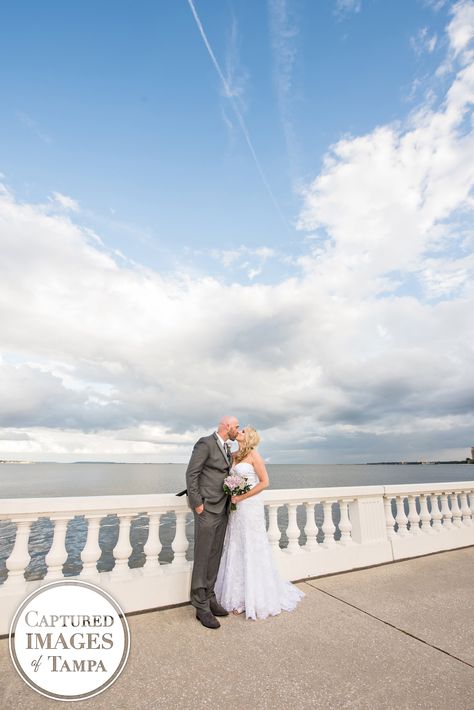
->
xmin=304 ymin=582 xmax=474 ymax=670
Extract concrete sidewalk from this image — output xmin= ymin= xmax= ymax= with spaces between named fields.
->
xmin=1 ymin=548 xmax=473 ymax=710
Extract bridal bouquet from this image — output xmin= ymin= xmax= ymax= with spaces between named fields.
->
xmin=223 ymin=470 xmax=251 ymax=511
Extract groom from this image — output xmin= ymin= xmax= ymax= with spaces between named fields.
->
xmin=185 ymin=415 xmax=239 ymax=629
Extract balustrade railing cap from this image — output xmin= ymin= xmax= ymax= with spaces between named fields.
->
xmin=0 ymin=493 xmax=189 ymax=517
xmin=264 ymin=485 xmax=385 ymax=502
xmin=383 ymin=482 xmax=474 ymax=495
xmin=0 ymin=485 xmax=386 ymax=517
xmin=1 ymin=482 xmax=472 ymax=518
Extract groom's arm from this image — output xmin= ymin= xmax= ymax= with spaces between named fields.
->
xmin=185 ymin=439 xmax=209 ymax=511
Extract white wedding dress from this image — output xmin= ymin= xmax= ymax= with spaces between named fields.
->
xmin=215 ymin=462 xmax=305 ymax=620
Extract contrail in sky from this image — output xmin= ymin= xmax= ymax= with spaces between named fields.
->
xmin=187 ymin=0 xmax=288 ymax=226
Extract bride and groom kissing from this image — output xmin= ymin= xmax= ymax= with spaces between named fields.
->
xmin=182 ymin=415 xmax=304 ymax=629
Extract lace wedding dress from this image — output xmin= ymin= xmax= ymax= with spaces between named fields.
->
xmin=215 ymin=462 xmax=305 ymax=620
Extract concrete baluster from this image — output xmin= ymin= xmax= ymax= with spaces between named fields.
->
xmin=407 ymin=495 xmax=421 ymax=535
xmin=304 ymin=501 xmax=319 ymax=550
xmin=459 ymin=492 xmax=472 ymax=526
xmin=172 ymin=510 xmax=189 ymax=566
xmin=143 ymin=512 xmax=163 ymax=568
xmin=45 ymin=517 xmax=69 ymax=580
xmin=338 ymin=499 xmax=353 ymax=544
xmin=113 ymin=514 xmax=133 ymax=574
xmin=81 ymin=515 xmax=103 ymax=578
xmin=440 ymin=493 xmax=453 ymax=530
xmin=419 ymin=495 xmax=433 ymax=533
xmin=450 ymin=492 xmax=463 ymax=528
xmin=384 ymin=497 xmax=396 ymax=539
xmin=5 ymin=519 xmax=32 ymax=588
xmin=395 ymin=497 xmax=409 ymax=537
xmin=430 ymin=494 xmax=443 ymax=532
xmin=267 ymin=504 xmax=281 ymax=553
xmin=286 ymin=503 xmax=301 ymax=553
xmin=322 ymin=500 xmax=336 ymax=547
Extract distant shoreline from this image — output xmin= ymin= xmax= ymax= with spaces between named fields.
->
xmin=366 ymin=460 xmax=473 ymax=465
xmin=1 ymin=459 xmax=473 ymax=466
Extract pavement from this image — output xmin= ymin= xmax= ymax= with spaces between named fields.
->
xmin=1 ymin=547 xmax=473 ymax=710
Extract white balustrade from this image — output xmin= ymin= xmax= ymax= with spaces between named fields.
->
xmin=0 ymin=482 xmax=473 ymax=635
xmin=382 ymin=485 xmax=474 ymax=539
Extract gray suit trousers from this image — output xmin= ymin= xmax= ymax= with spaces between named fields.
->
xmin=191 ymin=507 xmax=228 ymax=611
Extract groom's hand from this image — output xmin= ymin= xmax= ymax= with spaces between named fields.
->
xmin=195 ymin=504 xmax=204 ymax=515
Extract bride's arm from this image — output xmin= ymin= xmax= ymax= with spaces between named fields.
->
xmin=231 ymin=451 xmax=269 ymax=503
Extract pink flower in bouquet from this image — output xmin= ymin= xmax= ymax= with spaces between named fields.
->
xmin=223 ymin=471 xmax=251 ymax=510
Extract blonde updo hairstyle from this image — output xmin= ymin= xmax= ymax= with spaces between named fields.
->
xmin=234 ymin=426 xmax=260 ymax=464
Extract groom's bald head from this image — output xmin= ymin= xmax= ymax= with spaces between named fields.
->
xmin=217 ymin=415 xmax=239 ymax=441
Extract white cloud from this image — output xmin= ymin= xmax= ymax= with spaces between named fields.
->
xmin=50 ymin=191 xmax=80 ymax=212
xmin=411 ymin=27 xmax=438 ymax=56
xmin=297 ymin=3 xmax=474 ymax=303
xmin=211 ymin=248 xmax=242 ymax=267
xmin=418 ymin=252 xmax=474 ymax=298
xmin=448 ymin=0 xmax=474 ymax=58
xmin=335 ymin=0 xmax=362 ymax=18
xmin=247 ymin=267 xmax=262 ymax=280
xmin=0 ymin=425 xmax=201 ymax=461
xmin=423 ymin=0 xmax=448 ymax=11
xmin=210 ymin=245 xmax=277 ymax=275
xmin=254 ymin=247 xmax=276 ymax=260
xmin=0 ymin=431 xmax=32 ymax=442
xmin=0 ymin=1 xmax=473 ymax=463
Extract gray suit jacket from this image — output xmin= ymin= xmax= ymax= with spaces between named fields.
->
xmin=185 ymin=433 xmax=231 ymax=514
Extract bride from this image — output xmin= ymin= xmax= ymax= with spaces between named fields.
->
xmin=215 ymin=427 xmax=304 ymax=620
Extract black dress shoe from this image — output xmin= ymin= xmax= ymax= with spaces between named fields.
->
xmin=210 ymin=600 xmax=229 ymax=617
xmin=195 ymin=609 xmax=220 ymax=629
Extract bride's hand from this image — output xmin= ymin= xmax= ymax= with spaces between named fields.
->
xmin=231 ymin=495 xmax=240 ymax=504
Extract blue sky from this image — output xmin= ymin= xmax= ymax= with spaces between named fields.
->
xmin=0 ymin=0 xmax=452 ymax=275
xmin=0 ymin=0 xmax=473 ymax=462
